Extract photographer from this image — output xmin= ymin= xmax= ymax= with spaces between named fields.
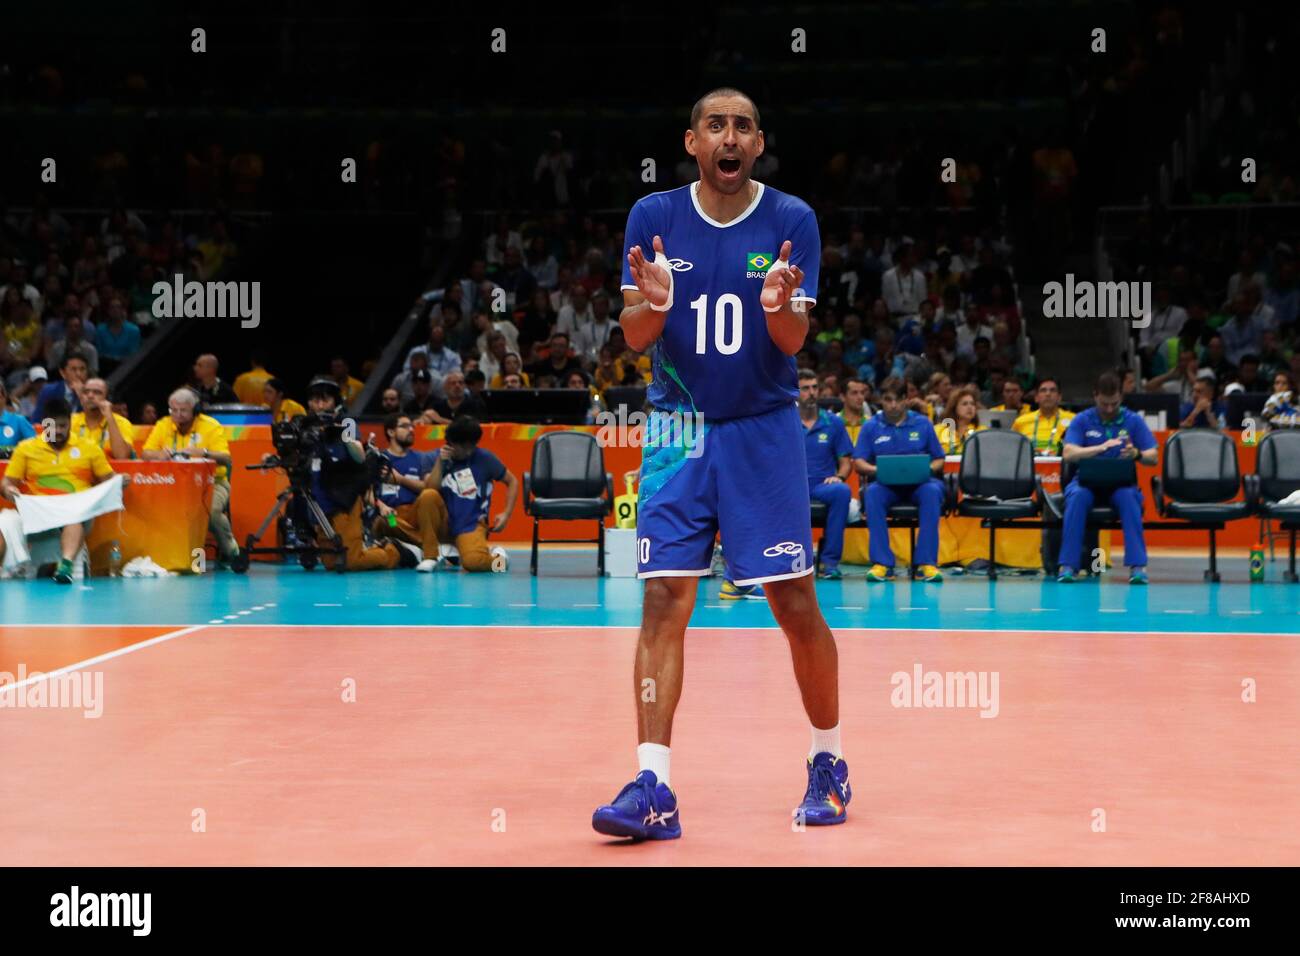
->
xmin=297 ymin=377 xmax=412 ymax=571
xmin=371 ymin=413 xmax=443 ymax=572
xmin=428 ymin=415 xmax=516 ymax=573
xmin=143 ymin=388 xmax=248 ymax=573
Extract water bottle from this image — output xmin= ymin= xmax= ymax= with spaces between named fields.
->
xmin=110 ymin=540 xmax=122 ymax=577
xmin=1249 ymin=542 xmax=1265 ymax=583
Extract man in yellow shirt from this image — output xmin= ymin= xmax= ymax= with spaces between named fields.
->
xmin=1012 ymin=377 xmax=1075 ymax=455
xmin=234 ymin=351 xmax=274 ymax=405
xmin=329 ymin=357 xmax=365 ymax=407
xmin=264 ymin=378 xmax=306 ymax=423
xmin=69 ymin=377 xmax=135 ymax=459
xmin=1 ymin=397 xmax=116 ymax=583
xmin=142 ymin=388 xmax=248 ymax=572
xmin=990 ymin=378 xmax=1032 ymax=415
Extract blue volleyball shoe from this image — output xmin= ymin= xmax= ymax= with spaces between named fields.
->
xmin=795 ymin=752 xmax=851 ymax=825
xmin=592 ymin=770 xmax=682 ymax=840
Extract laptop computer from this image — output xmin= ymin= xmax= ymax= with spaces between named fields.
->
xmin=875 ymin=454 xmax=934 ymax=486
xmin=1075 ymin=456 xmax=1137 ymax=489
xmin=983 ymin=410 xmax=1019 ymax=430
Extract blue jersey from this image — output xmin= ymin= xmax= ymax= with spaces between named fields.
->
xmin=620 ymin=182 xmax=820 ymax=421
xmin=853 ymin=410 xmax=945 ymax=462
xmin=1063 ymin=407 xmax=1156 ymax=457
xmin=803 ymin=410 xmax=854 ymax=486
xmin=1 ymin=410 xmax=36 ymax=452
xmin=379 ymin=449 xmax=435 ymax=507
xmin=438 ymin=447 xmax=507 ymax=537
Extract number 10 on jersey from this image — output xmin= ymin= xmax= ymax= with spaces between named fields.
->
xmin=692 ymin=293 xmax=743 ymax=355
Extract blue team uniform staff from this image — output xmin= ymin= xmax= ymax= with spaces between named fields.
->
xmin=378 ymin=447 xmax=436 ymax=507
xmin=620 ymin=181 xmax=822 ymax=584
xmin=853 ymin=410 xmax=945 ymax=571
xmin=804 ymin=410 xmax=854 ymax=574
xmin=1057 ymin=406 xmax=1155 ymax=574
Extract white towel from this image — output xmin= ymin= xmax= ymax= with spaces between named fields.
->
xmin=0 ymin=508 xmax=30 ymax=572
xmin=13 ymin=474 xmax=124 ymax=535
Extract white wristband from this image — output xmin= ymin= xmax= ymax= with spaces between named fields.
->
xmin=762 ymin=258 xmax=789 ymax=312
xmin=648 ymin=251 xmax=674 ymax=312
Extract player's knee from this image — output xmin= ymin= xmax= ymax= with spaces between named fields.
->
xmin=642 ymin=576 xmax=694 ymax=616
xmin=827 ymin=482 xmax=852 ymax=503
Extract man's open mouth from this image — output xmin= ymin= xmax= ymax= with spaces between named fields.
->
xmin=718 ymin=157 xmax=742 ymax=176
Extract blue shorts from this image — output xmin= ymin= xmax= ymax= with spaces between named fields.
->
xmin=636 ymin=403 xmax=814 ymax=586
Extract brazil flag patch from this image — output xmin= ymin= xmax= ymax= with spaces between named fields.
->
xmin=746 ymin=252 xmax=774 ymax=271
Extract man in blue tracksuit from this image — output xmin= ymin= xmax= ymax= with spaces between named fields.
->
xmin=1056 ymin=371 xmax=1158 ymax=584
xmin=799 ymin=369 xmax=854 ymax=579
xmin=852 ymin=375 xmax=946 ymax=582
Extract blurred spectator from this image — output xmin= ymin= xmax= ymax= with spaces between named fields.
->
xmin=991 ymin=377 xmax=1029 ymax=414
xmin=935 ymin=384 xmax=983 ymax=454
xmin=1225 ymin=250 xmax=1268 ymax=306
xmin=404 ymin=321 xmax=461 ymax=379
xmin=70 ymin=377 xmax=133 ymax=458
xmin=1013 ymin=377 xmax=1073 ymax=455
xmin=403 ymin=369 xmax=442 ymax=420
xmin=33 ymin=352 xmax=88 ymax=422
xmin=534 ymin=130 xmax=574 ymax=207
xmin=555 ymin=284 xmax=593 ymax=340
xmin=484 ymin=215 xmax=523 ymax=266
xmin=2 ymin=297 xmax=44 ymax=380
xmin=528 ymin=331 xmax=583 ymax=383
xmin=139 ymin=401 xmax=159 ymax=426
xmin=1179 ymin=377 xmax=1225 ymax=429
xmin=489 ymin=351 xmax=529 ymax=389
xmin=524 ymin=235 xmax=559 ymax=290
xmin=1201 ymin=334 xmax=1235 ymax=384
xmin=465 ymin=369 xmax=487 ymax=397
xmin=0 ymin=379 xmax=36 ymax=454
xmin=11 ymin=367 xmax=47 ymax=420
xmin=495 ymin=245 xmax=537 ymax=310
xmin=479 ymin=331 xmax=510 ymax=384
xmin=233 ymin=350 xmax=274 ymax=405
xmin=1265 ymin=258 xmax=1298 ymax=331
xmin=429 ymin=370 xmax=486 ymax=422
xmin=393 ymin=350 xmax=440 ymax=404
xmin=473 ymin=308 xmax=520 ymax=356
xmin=196 ymin=219 xmax=238 ymax=281
xmin=573 ymin=289 xmax=617 ymax=362
xmin=1220 ymin=291 xmax=1268 ymax=366
xmin=880 ymin=242 xmax=926 ymax=319
xmin=1263 ymin=372 xmax=1300 ymax=428
xmin=501 ymin=373 xmax=524 ymax=389
xmin=191 ymin=353 xmax=239 ymax=405
xmin=515 ymin=288 xmax=558 ymax=359
xmin=838 ymin=377 xmax=873 ymax=434
xmin=380 ymin=387 xmax=402 ymax=415
xmin=4 ymin=260 xmax=43 ymax=309
xmin=923 ymin=371 xmax=953 ymax=420
xmin=264 ymin=378 xmax=305 ymax=423
xmin=329 ymin=357 xmax=365 ymax=406
xmin=955 ymin=309 xmax=995 ymax=360
xmin=934 ymin=285 xmax=964 ymax=329
xmin=1146 ymin=348 xmax=1203 ymax=404
xmin=92 ymin=295 xmax=141 ymax=375
xmin=46 ymin=315 xmax=99 ymax=376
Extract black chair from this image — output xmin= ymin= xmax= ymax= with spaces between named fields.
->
xmin=955 ymin=430 xmax=1039 ymax=579
xmin=1151 ymin=430 xmax=1251 ymax=582
xmin=1249 ymin=430 xmax=1300 ymax=583
xmin=523 ymin=431 xmax=613 ymax=576
xmin=1037 ymin=458 xmax=1116 ymax=574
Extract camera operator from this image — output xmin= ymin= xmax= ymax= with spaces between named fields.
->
xmin=371 ymin=413 xmax=444 ymax=572
xmin=298 ymin=377 xmax=413 ymax=571
xmin=143 ymin=388 xmax=249 ymax=573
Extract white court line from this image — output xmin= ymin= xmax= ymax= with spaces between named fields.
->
xmin=1164 ymin=609 xmax=1196 ymax=614
xmin=1099 ymin=609 xmax=1125 ymax=614
xmin=0 ymin=624 xmax=208 ymax=697
xmin=237 ymin=610 xmax=252 ymax=616
xmin=1030 ymin=608 xmax=1056 ymax=612
xmin=573 ymin=603 xmax=601 ymax=608
xmin=1231 ymin=610 xmax=1262 ymax=615
xmin=702 ymin=604 xmax=726 ymax=609
xmin=835 ymin=605 xmax=865 ymax=610
xmin=443 ymin=603 xmax=473 ymax=608
xmin=379 ymin=603 xmax=407 ymax=608
xmin=964 ymin=607 xmax=994 ymax=612
xmin=314 ymin=603 xmax=342 ymax=607
xmin=899 ymin=606 xmax=928 ymax=611
xmin=508 ymin=603 xmax=536 ymax=607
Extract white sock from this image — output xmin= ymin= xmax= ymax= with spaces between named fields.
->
xmin=810 ymin=723 xmax=842 ymax=758
xmin=637 ymin=742 xmax=671 ymax=787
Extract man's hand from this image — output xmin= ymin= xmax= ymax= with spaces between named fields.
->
xmin=626 ymin=235 xmax=673 ymax=310
xmin=759 ymin=240 xmax=806 ymax=314
xmin=822 ymin=475 xmax=843 ymax=485
xmin=376 ymin=500 xmax=394 ymax=517
xmin=490 ymin=512 xmax=509 ymax=533
xmin=438 ymin=445 xmax=454 ymax=463
xmin=97 ymin=398 xmax=114 ymax=418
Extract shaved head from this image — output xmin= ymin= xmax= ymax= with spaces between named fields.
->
xmin=690 ymin=87 xmax=760 ymax=131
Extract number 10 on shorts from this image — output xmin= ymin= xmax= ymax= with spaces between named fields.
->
xmin=638 ymin=537 xmax=651 ymax=564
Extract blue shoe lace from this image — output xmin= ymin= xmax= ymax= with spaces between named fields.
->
xmin=805 ymin=760 xmax=837 ymax=805
xmin=612 ymin=774 xmax=655 ymax=814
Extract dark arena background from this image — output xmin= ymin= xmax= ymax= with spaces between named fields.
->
xmin=0 ymin=0 xmax=1295 ymax=937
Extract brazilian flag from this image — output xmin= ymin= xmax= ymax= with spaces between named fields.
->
xmin=746 ymin=252 xmax=774 ymax=271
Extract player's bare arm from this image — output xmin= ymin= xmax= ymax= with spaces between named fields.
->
xmin=620 ymin=235 xmax=673 ymax=351
xmin=760 ymin=239 xmax=809 ymax=355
